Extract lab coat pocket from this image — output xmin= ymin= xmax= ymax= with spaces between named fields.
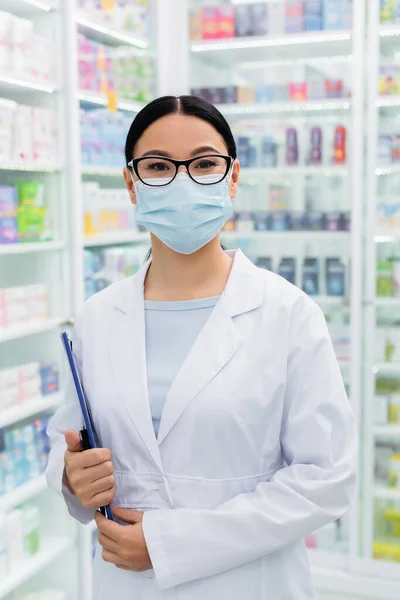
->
xmin=113 ymin=471 xmax=171 ymax=510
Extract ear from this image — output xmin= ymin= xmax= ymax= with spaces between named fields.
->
xmin=229 ymin=160 xmax=240 ymax=200
xmin=123 ymin=167 xmax=137 ymax=205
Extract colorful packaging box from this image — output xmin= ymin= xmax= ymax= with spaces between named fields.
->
xmin=238 ymin=86 xmax=255 ymax=103
xmin=217 ymin=5 xmax=235 ymax=39
xmin=202 ymin=6 xmax=219 ymax=40
xmin=248 ymin=3 xmax=268 ymax=36
xmin=303 ymin=0 xmax=323 ymax=31
xmin=323 ymin=0 xmax=352 ymax=30
xmin=268 ymin=1 xmax=285 ymax=35
xmin=289 ymin=82 xmax=307 ymax=101
xmin=235 ymin=4 xmax=252 ymax=37
xmin=285 ymin=0 xmax=304 ymax=33
xmin=190 ymin=8 xmax=203 ymax=40
xmin=0 ymin=186 xmax=18 ymax=244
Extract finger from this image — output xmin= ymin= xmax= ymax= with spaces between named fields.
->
xmin=87 ymin=486 xmax=115 ymax=510
xmin=95 ymin=510 xmax=125 ymax=541
xmin=88 ymin=475 xmax=115 ymax=498
xmin=85 ymin=461 xmax=114 ymax=484
xmin=98 ymin=532 xmax=121 ymax=555
xmin=102 ymin=548 xmax=120 ymax=565
xmin=65 ymin=430 xmax=81 ymax=452
xmin=111 ymin=506 xmax=143 ymax=524
xmin=102 ymin=549 xmax=132 ymax=570
xmin=76 ymin=448 xmax=112 ymax=469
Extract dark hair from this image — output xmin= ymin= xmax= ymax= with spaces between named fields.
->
xmin=125 ymin=95 xmax=237 ymax=164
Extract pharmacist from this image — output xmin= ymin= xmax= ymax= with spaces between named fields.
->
xmin=46 ymin=95 xmax=356 ymax=600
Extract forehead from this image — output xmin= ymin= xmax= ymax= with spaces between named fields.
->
xmin=134 ymin=114 xmax=228 ymax=158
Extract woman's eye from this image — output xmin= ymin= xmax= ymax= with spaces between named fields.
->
xmin=196 ymin=160 xmax=216 ymax=169
xmin=148 ymin=162 xmax=170 ymax=171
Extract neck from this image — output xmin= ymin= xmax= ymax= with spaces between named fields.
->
xmin=144 ymin=235 xmax=233 ymax=301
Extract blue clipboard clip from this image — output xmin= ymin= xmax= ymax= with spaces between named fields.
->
xmin=61 ymin=331 xmax=113 ymax=521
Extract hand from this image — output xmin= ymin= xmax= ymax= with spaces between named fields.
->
xmin=95 ymin=507 xmax=152 ymax=573
xmin=63 ymin=430 xmax=116 ymax=509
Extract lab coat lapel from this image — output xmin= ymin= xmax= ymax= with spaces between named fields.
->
xmin=109 ymin=262 xmax=164 ymax=472
xmin=157 ymin=250 xmax=264 ymax=445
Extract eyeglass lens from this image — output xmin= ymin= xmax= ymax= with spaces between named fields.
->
xmin=137 ymin=155 xmax=229 ymax=186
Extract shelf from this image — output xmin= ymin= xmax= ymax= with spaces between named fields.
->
xmin=376 ymin=165 xmax=400 ymax=176
xmin=0 ymin=392 xmax=62 ymax=429
xmin=84 ymin=231 xmax=149 ymax=247
xmin=76 ymin=15 xmax=149 ymax=49
xmin=314 ymin=296 xmax=349 ymax=306
xmin=377 ymin=96 xmax=400 ymax=108
xmin=0 ymin=74 xmax=56 ymax=94
xmin=0 ymin=317 xmax=64 ymax=343
xmin=191 ymin=30 xmax=351 ymax=53
xmin=217 ymin=99 xmax=351 ymax=116
xmin=0 ymin=475 xmax=47 ymax=512
xmin=78 ymin=91 xmax=144 ymax=113
xmin=221 ymin=230 xmax=349 ymax=241
xmin=241 ymin=166 xmax=348 ymax=177
xmin=0 ymin=537 xmax=74 ymax=599
xmin=374 ymin=363 xmax=400 ymax=375
xmin=376 ymin=298 xmax=400 ymax=308
xmin=379 ymin=24 xmax=400 ymax=38
xmin=374 ymin=486 xmax=400 ymax=501
xmin=81 ymin=165 xmax=123 ymax=177
xmin=0 ymin=241 xmax=64 ymax=255
xmin=0 ymin=0 xmax=56 ymax=15
xmin=374 ymin=425 xmax=400 ymax=438
xmin=0 ymin=162 xmax=61 ymax=173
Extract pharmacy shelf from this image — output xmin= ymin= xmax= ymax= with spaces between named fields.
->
xmin=0 ymin=74 xmax=56 ymax=94
xmin=375 ymin=297 xmax=400 ymax=308
xmin=76 ymin=14 xmax=149 ymax=49
xmin=374 ymin=425 xmax=400 ymax=438
xmin=374 ymin=363 xmax=400 ymax=375
xmin=0 ymin=241 xmax=64 ymax=255
xmin=0 ymin=392 xmax=62 ymax=429
xmin=0 ymin=317 xmax=65 ymax=343
xmin=81 ymin=165 xmax=123 ymax=177
xmin=221 ymin=230 xmax=349 ymax=241
xmin=379 ymin=24 xmax=400 ymax=38
xmin=191 ymin=30 xmax=351 ymax=53
xmin=0 ymin=537 xmax=74 ymax=599
xmin=241 ymin=166 xmax=349 ymax=177
xmin=374 ymin=232 xmax=400 ymax=242
xmin=78 ymin=90 xmax=144 ymax=113
xmin=314 ymin=295 xmax=349 ymax=307
xmin=84 ymin=231 xmax=150 ymax=248
xmin=0 ymin=0 xmax=56 ymax=15
xmin=376 ymin=164 xmax=400 ymax=176
xmin=377 ymin=96 xmax=400 ymax=108
xmin=0 ymin=475 xmax=47 ymax=512
xmin=0 ymin=162 xmax=62 ymax=173
xmin=217 ymin=99 xmax=351 ymax=116
xmin=374 ymin=486 xmax=400 ymax=501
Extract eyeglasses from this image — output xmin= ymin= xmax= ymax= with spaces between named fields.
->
xmin=127 ymin=154 xmax=233 ymax=187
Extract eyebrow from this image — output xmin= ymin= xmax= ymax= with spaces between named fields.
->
xmin=139 ymin=146 xmax=223 ymax=159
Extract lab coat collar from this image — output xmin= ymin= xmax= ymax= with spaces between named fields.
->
xmin=109 ymin=249 xmax=264 ymax=459
xmin=111 ymin=249 xmax=264 ymax=318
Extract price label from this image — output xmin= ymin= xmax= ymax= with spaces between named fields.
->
xmin=107 ymin=91 xmax=118 ymax=113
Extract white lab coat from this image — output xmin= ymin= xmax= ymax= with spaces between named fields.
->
xmin=46 ymin=249 xmax=356 ymax=600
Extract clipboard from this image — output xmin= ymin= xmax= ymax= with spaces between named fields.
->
xmin=61 ymin=331 xmax=113 ymax=521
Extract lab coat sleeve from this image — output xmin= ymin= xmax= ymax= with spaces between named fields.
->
xmin=45 ymin=318 xmax=95 ymax=525
xmin=142 ymin=299 xmax=357 ymax=590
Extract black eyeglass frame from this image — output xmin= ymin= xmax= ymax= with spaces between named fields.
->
xmin=127 ymin=154 xmax=234 ymax=187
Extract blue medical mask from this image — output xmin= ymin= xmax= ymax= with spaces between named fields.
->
xmin=133 ymin=172 xmax=233 ymax=255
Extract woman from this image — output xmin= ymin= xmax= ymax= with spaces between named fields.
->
xmin=46 ymin=96 xmax=356 ymax=600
